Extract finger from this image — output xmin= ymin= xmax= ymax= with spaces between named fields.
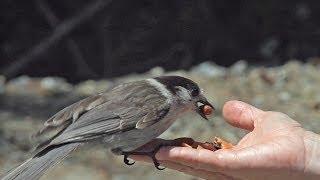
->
xmin=222 ymin=100 xmax=264 ymax=131
xmin=131 ymin=154 xmax=231 ymax=180
xmin=155 ymin=147 xmax=221 ymax=170
xmin=130 ymin=155 xmax=151 ymax=162
xmin=160 ymin=161 xmax=231 ymax=180
xmin=155 ymin=146 xmax=250 ymax=171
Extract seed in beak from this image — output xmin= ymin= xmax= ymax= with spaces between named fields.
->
xmin=202 ymin=105 xmax=213 ymax=116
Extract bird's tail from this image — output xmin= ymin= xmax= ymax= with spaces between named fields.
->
xmin=1 ymin=143 xmax=81 ymax=180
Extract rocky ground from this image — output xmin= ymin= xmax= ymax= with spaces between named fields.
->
xmin=0 ymin=60 xmax=320 ymax=180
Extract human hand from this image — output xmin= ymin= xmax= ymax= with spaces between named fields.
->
xmin=133 ymin=100 xmax=320 ymax=180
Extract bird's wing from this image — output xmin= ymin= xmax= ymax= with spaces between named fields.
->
xmin=34 ymin=93 xmax=107 ymax=137
xmin=35 ymin=80 xmax=170 ymax=151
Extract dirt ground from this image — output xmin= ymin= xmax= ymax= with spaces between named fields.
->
xmin=0 ymin=61 xmax=319 ymax=180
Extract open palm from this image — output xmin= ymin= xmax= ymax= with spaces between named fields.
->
xmin=134 ymin=101 xmax=319 ymax=180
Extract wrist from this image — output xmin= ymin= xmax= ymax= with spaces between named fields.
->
xmin=303 ymin=130 xmax=320 ymax=175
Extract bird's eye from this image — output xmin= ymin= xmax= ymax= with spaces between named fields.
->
xmin=191 ymin=88 xmax=200 ymax=97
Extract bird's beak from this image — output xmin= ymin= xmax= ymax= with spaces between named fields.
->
xmin=195 ymin=96 xmax=215 ymax=120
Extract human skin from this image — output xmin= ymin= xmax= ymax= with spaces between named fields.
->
xmin=133 ymin=100 xmax=320 ymax=180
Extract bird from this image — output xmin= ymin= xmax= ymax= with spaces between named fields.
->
xmin=2 ymin=75 xmax=214 ymax=180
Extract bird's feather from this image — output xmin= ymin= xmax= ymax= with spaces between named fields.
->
xmin=34 ymin=80 xmax=170 ymax=151
xmin=2 ymin=143 xmax=81 ymax=180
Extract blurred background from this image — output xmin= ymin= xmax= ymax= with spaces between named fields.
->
xmin=0 ymin=0 xmax=320 ymax=179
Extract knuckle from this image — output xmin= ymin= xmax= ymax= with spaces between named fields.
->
xmin=173 ymin=147 xmax=185 ymax=158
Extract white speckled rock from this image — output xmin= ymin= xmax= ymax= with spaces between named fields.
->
xmin=5 ymin=76 xmax=72 ymax=96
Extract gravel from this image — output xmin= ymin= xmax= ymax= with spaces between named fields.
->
xmin=0 ymin=60 xmax=319 ymax=180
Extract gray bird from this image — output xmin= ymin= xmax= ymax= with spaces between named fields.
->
xmin=2 ymin=76 xmax=214 ymax=180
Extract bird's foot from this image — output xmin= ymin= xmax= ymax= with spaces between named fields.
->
xmin=121 ymin=146 xmax=165 ymax=170
xmin=121 ymin=137 xmax=196 ymax=170
xmin=123 ymin=154 xmax=135 ymax=165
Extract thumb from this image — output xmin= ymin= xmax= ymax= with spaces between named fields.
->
xmin=222 ymin=100 xmax=264 ymax=131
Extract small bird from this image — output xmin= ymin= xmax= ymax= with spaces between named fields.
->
xmin=2 ymin=76 xmax=214 ymax=180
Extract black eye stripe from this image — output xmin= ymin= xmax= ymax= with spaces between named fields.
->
xmin=191 ymin=88 xmax=200 ymax=97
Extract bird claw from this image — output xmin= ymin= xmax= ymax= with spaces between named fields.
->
xmin=120 ymin=138 xmax=196 ymax=170
xmin=122 ymin=147 xmax=165 ymax=170
xmin=123 ymin=154 xmax=135 ymax=165
xmin=150 ymin=148 xmax=165 ymax=170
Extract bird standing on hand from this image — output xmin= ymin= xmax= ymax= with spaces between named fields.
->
xmin=2 ymin=76 xmax=214 ymax=180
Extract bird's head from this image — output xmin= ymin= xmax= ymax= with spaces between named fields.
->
xmin=154 ymin=76 xmax=214 ymax=120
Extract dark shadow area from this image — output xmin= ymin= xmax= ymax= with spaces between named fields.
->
xmin=0 ymin=0 xmax=319 ymax=82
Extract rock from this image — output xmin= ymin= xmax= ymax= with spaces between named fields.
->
xmin=308 ymin=57 xmax=320 ymax=68
xmin=43 ymin=163 xmax=109 ymax=180
xmin=278 ymin=91 xmax=291 ymax=102
xmin=40 ymin=77 xmax=73 ymax=94
xmin=282 ymin=60 xmax=302 ymax=74
xmin=229 ymin=60 xmax=248 ymax=75
xmin=148 ymin=66 xmax=165 ymax=76
xmin=5 ymin=76 xmax=72 ymax=96
xmin=5 ymin=76 xmax=38 ymax=96
xmin=75 ymin=80 xmax=111 ymax=96
xmin=0 ymin=75 xmax=5 ymax=94
xmin=252 ymin=95 xmax=265 ymax=107
xmin=191 ymin=61 xmax=226 ymax=78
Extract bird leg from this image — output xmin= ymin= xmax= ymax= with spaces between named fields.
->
xmin=122 ymin=144 xmax=165 ymax=170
